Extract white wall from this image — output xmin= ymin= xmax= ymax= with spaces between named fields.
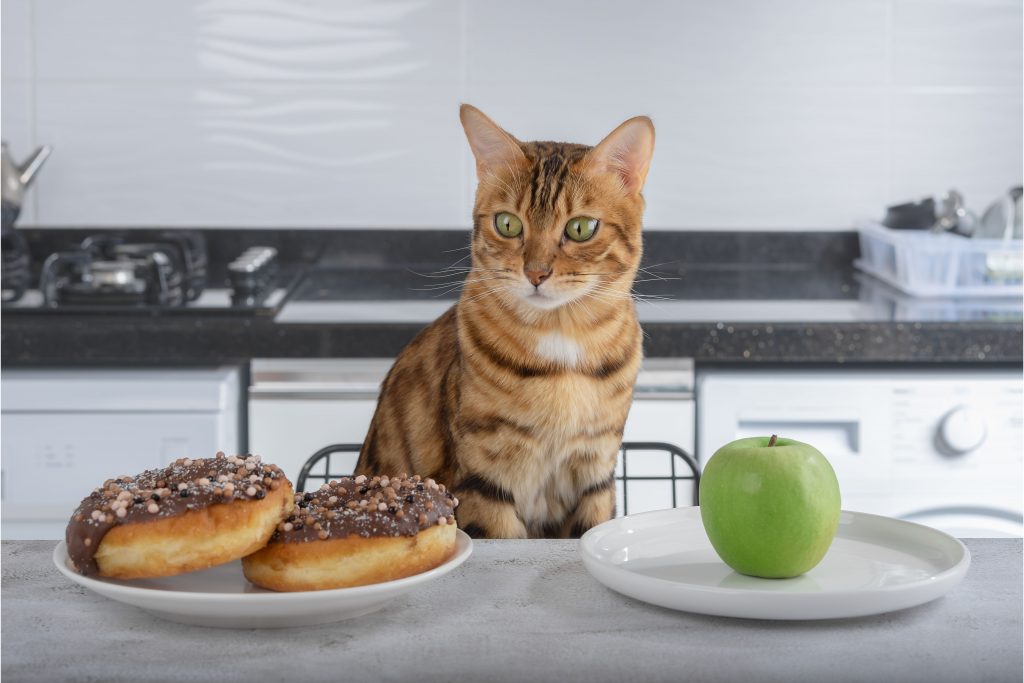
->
xmin=2 ymin=0 xmax=1021 ymax=230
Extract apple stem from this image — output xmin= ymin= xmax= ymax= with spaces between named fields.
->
xmin=768 ymin=434 xmax=778 ymax=447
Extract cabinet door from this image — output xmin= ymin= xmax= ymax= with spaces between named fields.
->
xmin=248 ymin=398 xmax=377 ymax=484
xmin=623 ymin=400 xmax=695 ymax=452
xmin=1 ymin=412 xmax=225 ymax=538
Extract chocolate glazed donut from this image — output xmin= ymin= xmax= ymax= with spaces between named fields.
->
xmin=66 ymin=453 xmax=294 ymax=579
xmin=242 ymin=474 xmax=459 ymax=591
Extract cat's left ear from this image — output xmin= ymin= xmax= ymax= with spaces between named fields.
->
xmin=585 ymin=116 xmax=655 ymax=196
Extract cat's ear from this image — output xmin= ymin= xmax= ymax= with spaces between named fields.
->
xmin=460 ymin=104 xmax=527 ymax=180
xmin=585 ymin=116 xmax=655 ymax=196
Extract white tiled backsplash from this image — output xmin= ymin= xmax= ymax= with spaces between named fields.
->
xmin=1 ymin=0 xmax=1021 ymax=230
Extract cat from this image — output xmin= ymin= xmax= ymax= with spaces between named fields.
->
xmin=354 ymin=104 xmax=655 ymax=539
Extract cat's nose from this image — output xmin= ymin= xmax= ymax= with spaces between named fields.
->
xmin=524 ymin=264 xmax=552 ymax=287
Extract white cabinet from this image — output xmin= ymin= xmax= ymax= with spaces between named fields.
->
xmin=1 ymin=366 xmax=241 ymax=539
xmin=623 ymin=399 xmax=695 ymax=452
xmin=617 ymin=398 xmax=697 ymax=517
xmin=249 ymin=397 xmax=377 ymax=484
xmin=248 ymin=359 xmax=394 ymax=484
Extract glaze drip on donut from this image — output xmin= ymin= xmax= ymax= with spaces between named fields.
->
xmin=270 ymin=474 xmax=458 ymax=543
xmin=66 ymin=452 xmax=288 ymax=576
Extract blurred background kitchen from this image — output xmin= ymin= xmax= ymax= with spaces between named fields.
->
xmin=1 ymin=0 xmax=1021 ymax=539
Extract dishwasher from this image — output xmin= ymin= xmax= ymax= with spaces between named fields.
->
xmin=2 ymin=365 xmax=241 ymax=539
xmin=248 ymin=357 xmax=697 ymax=516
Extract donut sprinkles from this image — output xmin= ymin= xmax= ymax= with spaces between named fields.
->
xmin=66 ymin=452 xmax=288 ymax=575
xmin=270 ymin=474 xmax=458 ymax=544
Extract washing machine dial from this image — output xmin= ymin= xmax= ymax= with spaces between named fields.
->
xmin=937 ymin=406 xmax=987 ymax=455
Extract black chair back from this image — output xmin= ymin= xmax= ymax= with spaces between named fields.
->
xmin=295 ymin=441 xmax=700 ymax=514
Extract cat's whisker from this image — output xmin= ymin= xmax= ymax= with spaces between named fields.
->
xmin=411 ymin=254 xmax=474 ymax=276
xmin=446 ymin=253 xmax=472 ymax=265
xmin=635 ymin=262 xmax=680 ymax=281
xmin=429 ymin=289 xmax=465 ymax=299
xmin=411 ymin=283 xmax=465 ymax=291
xmin=582 ymin=283 xmax=630 ymax=294
xmin=565 ymin=265 xmax=678 ymax=282
xmin=413 ymin=277 xmax=513 ymax=296
xmin=583 ymin=282 xmax=633 ymax=294
xmin=632 ymin=297 xmax=670 ymax=315
xmin=565 ymin=270 xmax=630 ymax=277
xmin=581 ymin=282 xmax=672 ymax=310
xmin=580 ymin=291 xmax=635 ymax=304
xmin=408 ymin=268 xmax=471 ymax=279
xmin=415 ymin=274 xmax=512 ymax=289
xmin=634 ymin=272 xmax=675 ymax=283
xmin=409 ymin=265 xmax=508 ymax=280
xmin=411 ymin=284 xmax=464 ymax=296
xmin=639 ymin=260 xmax=680 ymax=270
xmin=460 ymin=284 xmax=509 ymax=306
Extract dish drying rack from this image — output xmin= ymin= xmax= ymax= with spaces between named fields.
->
xmin=855 ymin=220 xmax=1023 ymax=297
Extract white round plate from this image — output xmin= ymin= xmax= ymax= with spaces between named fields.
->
xmin=580 ymin=507 xmax=970 ymax=620
xmin=53 ymin=530 xmax=472 ymax=628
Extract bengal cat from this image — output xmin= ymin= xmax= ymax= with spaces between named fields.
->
xmin=354 ymin=104 xmax=655 ymax=539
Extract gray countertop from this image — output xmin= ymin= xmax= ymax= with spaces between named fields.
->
xmin=2 ymin=539 xmax=1021 ymax=683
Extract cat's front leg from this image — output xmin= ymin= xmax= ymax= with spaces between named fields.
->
xmin=452 ymin=473 xmax=528 ymax=539
xmin=564 ymin=489 xmax=616 ymax=538
xmin=563 ymin=470 xmax=616 ymax=538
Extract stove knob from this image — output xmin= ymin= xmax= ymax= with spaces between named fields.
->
xmin=937 ymin=406 xmax=987 ymax=455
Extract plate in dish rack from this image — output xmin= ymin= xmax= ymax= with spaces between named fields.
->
xmin=53 ymin=530 xmax=472 ymax=628
xmin=579 ymin=507 xmax=969 ymax=620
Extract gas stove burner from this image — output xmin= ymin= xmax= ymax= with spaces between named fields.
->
xmin=81 ymin=230 xmax=207 ymax=302
xmin=34 ymin=230 xmax=209 ymax=308
xmin=6 ymin=230 xmax=288 ymax=313
xmin=40 ymin=246 xmax=185 ymax=307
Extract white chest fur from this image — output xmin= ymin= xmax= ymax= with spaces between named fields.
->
xmin=535 ymin=332 xmax=583 ymax=367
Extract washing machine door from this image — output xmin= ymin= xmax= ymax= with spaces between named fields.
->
xmin=900 ymin=507 xmax=1023 ymax=538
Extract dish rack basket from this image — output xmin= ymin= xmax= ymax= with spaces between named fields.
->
xmin=855 ymin=220 xmax=1023 ymax=297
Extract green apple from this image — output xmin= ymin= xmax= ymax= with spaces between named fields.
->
xmin=699 ymin=435 xmax=841 ymax=579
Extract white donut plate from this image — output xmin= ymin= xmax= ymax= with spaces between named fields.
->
xmin=53 ymin=529 xmax=472 ymax=628
xmin=580 ymin=507 xmax=970 ymax=620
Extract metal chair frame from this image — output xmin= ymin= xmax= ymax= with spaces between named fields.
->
xmin=296 ymin=441 xmax=700 ymax=513
xmin=618 ymin=441 xmax=701 ymax=511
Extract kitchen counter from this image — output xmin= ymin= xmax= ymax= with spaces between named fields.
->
xmin=3 ymin=229 xmax=1021 ymax=365
xmin=3 ymin=286 xmax=1019 ymax=366
xmin=2 ymin=538 xmax=1021 ymax=683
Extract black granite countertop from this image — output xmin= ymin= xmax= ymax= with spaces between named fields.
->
xmin=2 ymin=229 xmax=1021 ymax=366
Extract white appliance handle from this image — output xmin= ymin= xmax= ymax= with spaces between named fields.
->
xmin=737 ymin=418 xmax=861 ymax=454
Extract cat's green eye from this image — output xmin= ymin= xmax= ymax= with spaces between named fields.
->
xmin=565 ymin=216 xmax=599 ymax=242
xmin=494 ymin=212 xmax=523 ymax=238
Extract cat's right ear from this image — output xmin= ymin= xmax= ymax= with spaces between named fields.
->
xmin=460 ymin=104 xmax=527 ymax=180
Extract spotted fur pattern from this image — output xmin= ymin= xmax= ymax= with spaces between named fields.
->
xmin=355 ymin=106 xmax=654 ymax=538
